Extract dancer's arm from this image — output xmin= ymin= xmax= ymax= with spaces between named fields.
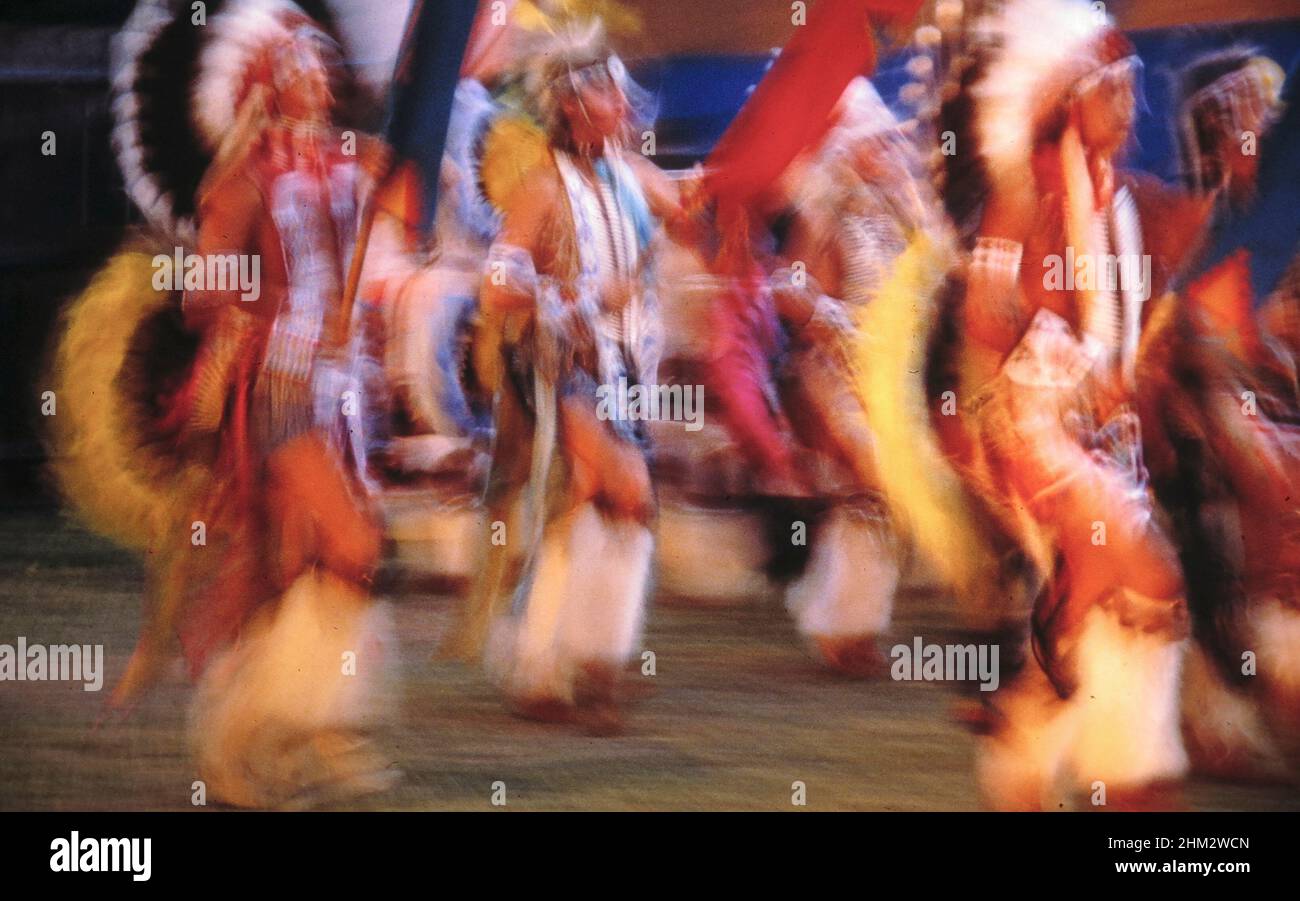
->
xmin=183 ymin=171 xmax=262 ymax=329
xmin=626 ymin=153 xmax=703 ymax=247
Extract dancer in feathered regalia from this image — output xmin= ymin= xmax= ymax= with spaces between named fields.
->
xmin=871 ymin=0 xmax=1193 ymax=809
xmin=471 ymin=20 xmax=692 ymax=733
xmin=50 ymin=0 xmax=396 ymax=807
xmin=682 ymin=0 xmax=925 ymax=675
xmin=768 ymin=78 xmax=930 ymax=675
xmin=1135 ymin=48 xmax=1300 ymax=778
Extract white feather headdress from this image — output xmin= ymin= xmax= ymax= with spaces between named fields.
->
xmin=972 ymin=0 xmax=1130 ymax=202
xmin=192 ymin=0 xmax=335 ymax=150
xmin=110 ymin=0 xmax=342 ymax=241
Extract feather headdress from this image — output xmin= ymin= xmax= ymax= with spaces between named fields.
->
xmin=971 ymin=0 xmax=1135 ymax=211
xmin=1175 ymin=48 xmax=1286 ymax=194
xmin=110 ymin=0 xmax=372 ymax=242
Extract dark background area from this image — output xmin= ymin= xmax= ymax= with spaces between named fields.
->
xmin=1 ymin=6 xmax=135 ymax=503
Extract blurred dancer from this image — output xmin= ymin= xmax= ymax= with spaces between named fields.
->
xmin=53 ymin=0 xmax=395 ymax=807
xmin=474 ymin=20 xmax=691 ymax=733
xmin=688 ymin=0 xmax=926 ymax=676
xmin=1177 ymin=49 xmax=1288 ymax=210
xmin=1140 ymin=51 xmax=1300 ymax=778
xmin=1145 ymin=254 xmax=1300 ymax=780
xmin=919 ymin=0 xmax=1190 ymax=809
xmin=160 ymin=2 xmax=395 ymax=808
xmin=769 ymin=78 xmax=928 ymax=675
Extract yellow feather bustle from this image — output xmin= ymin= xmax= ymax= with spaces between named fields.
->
xmin=856 ymin=232 xmax=997 ymax=601
xmin=46 ymin=250 xmax=210 ymax=553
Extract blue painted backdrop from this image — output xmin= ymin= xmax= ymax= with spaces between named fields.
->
xmin=633 ymin=18 xmax=1300 ymax=299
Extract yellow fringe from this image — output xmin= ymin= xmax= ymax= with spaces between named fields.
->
xmin=856 ymin=232 xmax=993 ymax=597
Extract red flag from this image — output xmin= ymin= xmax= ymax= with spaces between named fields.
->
xmin=704 ymin=0 xmax=921 ymax=207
